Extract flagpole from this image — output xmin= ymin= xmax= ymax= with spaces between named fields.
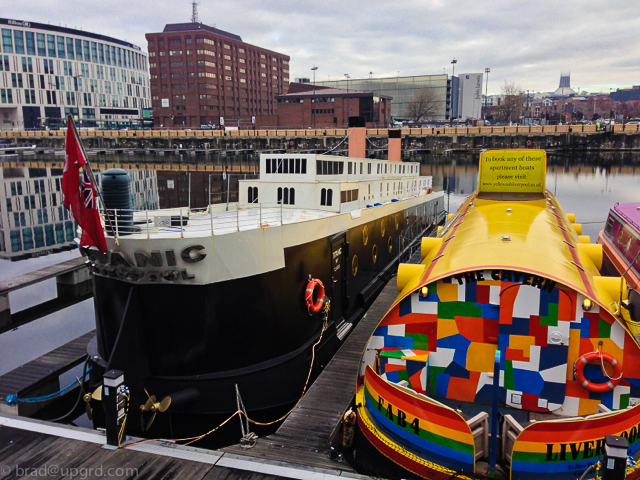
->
xmin=67 ymin=115 xmax=120 ymax=246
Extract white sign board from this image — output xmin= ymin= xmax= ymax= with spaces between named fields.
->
xmin=161 ymin=99 xmax=169 ymax=108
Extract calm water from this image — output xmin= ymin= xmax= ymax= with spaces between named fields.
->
xmin=1 ymin=150 xmax=639 ymax=377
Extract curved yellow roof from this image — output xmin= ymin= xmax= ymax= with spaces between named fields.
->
xmin=394 ymin=158 xmax=628 ymax=323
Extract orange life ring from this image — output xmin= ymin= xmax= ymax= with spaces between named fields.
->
xmin=574 ymin=351 xmax=623 ymax=392
xmin=305 ymin=278 xmax=325 ymax=314
xmin=290 ymin=140 xmax=294 ymax=146
xmin=526 ymin=140 xmax=532 ymax=146
xmin=427 ymin=187 xmax=433 ymax=194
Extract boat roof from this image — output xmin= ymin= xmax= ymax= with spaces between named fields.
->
xmin=612 ymin=202 xmax=640 ymax=231
xmin=408 ymin=189 xmax=619 ymax=312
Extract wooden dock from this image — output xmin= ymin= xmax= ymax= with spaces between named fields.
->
xmin=0 ymin=279 xmax=400 ymax=479
xmin=222 ymin=280 xmax=399 ymax=470
xmin=0 ymin=256 xmax=91 ymax=334
xmin=0 ymin=331 xmax=95 ymax=416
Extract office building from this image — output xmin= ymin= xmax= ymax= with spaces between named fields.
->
xmin=146 ymin=23 xmax=290 ymax=128
xmin=0 ymin=18 xmax=151 ymax=130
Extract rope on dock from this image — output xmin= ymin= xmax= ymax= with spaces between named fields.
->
xmin=5 ymin=367 xmax=92 ymax=405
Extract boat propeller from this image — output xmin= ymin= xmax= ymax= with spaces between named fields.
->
xmin=139 ymin=387 xmax=200 ymax=432
xmin=80 ymin=384 xmax=103 ymax=421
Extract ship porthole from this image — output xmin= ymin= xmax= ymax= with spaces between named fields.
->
xmin=395 ymin=214 xmax=399 ymax=230
xmin=352 ymin=255 xmax=359 ymax=276
xmin=388 ymin=237 xmax=393 ymax=253
xmin=363 ymin=226 xmax=369 ymax=246
xmin=372 ymin=244 xmax=378 ymax=263
xmin=381 ymin=219 xmax=386 ymax=237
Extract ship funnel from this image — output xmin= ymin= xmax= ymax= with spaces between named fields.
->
xmin=388 ymin=129 xmax=402 ymax=162
xmin=348 ymin=116 xmax=367 ymax=159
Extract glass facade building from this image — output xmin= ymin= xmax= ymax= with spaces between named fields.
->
xmin=316 ymin=74 xmax=452 ymax=122
xmin=0 ymin=18 xmax=150 ymax=130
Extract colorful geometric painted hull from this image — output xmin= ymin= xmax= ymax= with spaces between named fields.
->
xmin=354 ymin=150 xmax=640 ymax=480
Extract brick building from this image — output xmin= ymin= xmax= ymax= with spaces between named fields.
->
xmin=275 ymin=85 xmax=391 ymax=128
xmin=146 ymin=23 xmax=290 ymax=128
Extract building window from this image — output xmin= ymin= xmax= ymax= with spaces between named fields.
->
xmin=320 ymin=188 xmax=333 ymax=206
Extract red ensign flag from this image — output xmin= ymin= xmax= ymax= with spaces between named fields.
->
xmin=62 ymin=120 xmax=107 ymax=253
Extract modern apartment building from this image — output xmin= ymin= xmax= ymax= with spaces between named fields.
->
xmin=0 ymin=18 xmax=151 ymax=130
xmin=145 ymin=23 xmax=290 ymax=128
xmin=0 ymin=167 xmax=158 ymax=261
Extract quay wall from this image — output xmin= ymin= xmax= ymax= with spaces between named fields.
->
xmin=2 ymin=125 xmax=640 ymax=152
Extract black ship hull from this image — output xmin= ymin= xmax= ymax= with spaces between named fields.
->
xmin=86 ymin=197 xmax=444 ymax=444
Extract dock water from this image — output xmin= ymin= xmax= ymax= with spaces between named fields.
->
xmin=0 ymin=279 xmax=400 ymax=479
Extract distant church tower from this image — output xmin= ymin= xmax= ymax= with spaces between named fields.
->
xmin=553 ymin=72 xmax=575 ymax=98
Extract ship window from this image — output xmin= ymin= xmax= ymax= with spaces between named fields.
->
xmin=388 ymin=237 xmax=393 ymax=253
xmin=248 ymin=186 xmax=258 ymax=203
xmin=605 ymin=216 xmax=614 ymax=235
xmin=289 ymin=188 xmax=295 ymax=205
xmin=363 ymin=226 xmax=369 ymax=245
xmin=338 ymin=162 xmax=344 ymax=174
xmin=372 ymin=244 xmax=378 ymax=263
xmin=368 ymin=163 xmax=372 ymax=174
xmin=360 ymin=162 xmax=363 ymax=175
xmin=352 ymin=255 xmax=358 ymax=276
xmin=321 ymin=188 xmax=326 ymax=205
xmin=295 ymin=158 xmax=300 ymax=173
xmin=283 ymin=187 xmax=289 ymax=204
xmin=266 ymin=158 xmax=271 ymax=174
xmin=348 ymin=162 xmax=352 ymax=174
xmin=316 ymin=160 xmax=322 ymax=174
xmin=327 ymin=162 xmax=333 ymax=175
xmin=301 ymin=158 xmax=307 ymax=174
xmin=381 ymin=219 xmax=386 ymax=237
xmin=289 ymin=158 xmax=295 ymax=173
xmin=327 ymin=189 xmax=333 ymax=206
xmin=283 ymin=158 xmax=289 ymax=174
xmin=385 ymin=164 xmax=387 ymax=174
xmin=271 ymin=158 xmax=277 ymax=173
xmin=278 ymin=187 xmax=282 ymax=204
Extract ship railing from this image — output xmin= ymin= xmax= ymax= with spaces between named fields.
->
xmin=100 ymin=201 xmax=298 ymax=238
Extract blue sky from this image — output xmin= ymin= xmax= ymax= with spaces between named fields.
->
xmin=4 ymin=0 xmax=639 ymax=95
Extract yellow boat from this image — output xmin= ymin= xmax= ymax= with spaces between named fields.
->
xmin=352 ymin=149 xmax=640 ymax=480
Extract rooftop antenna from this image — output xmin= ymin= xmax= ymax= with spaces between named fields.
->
xmin=191 ymin=1 xmax=199 ymax=23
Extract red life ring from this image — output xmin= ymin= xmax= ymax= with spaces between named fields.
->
xmin=574 ymin=351 xmax=623 ymax=392
xmin=427 ymin=187 xmax=433 ymax=194
xmin=526 ymin=140 xmax=532 ymax=146
xmin=305 ymin=278 xmax=325 ymax=314
xmin=290 ymin=140 xmax=294 ymax=146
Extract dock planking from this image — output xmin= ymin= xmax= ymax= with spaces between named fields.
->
xmin=221 ymin=279 xmax=399 ymax=472
xmin=0 ymin=331 xmax=95 ymax=415
xmin=0 ymin=257 xmax=87 ymax=296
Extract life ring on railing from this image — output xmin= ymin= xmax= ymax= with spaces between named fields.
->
xmin=427 ymin=187 xmax=433 ymax=194
xmin=289 ymin=140 xmax=294 ymax=146
xmin=574 ymin=351 xmax=623 ymax=392
xmin=305 ymin=278 xmax=325 ymax=314
xmin=526 ymin=140 xmax=532 ymax=147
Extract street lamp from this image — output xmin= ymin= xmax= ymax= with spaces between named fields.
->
xmin=451 ymin=58 xmax=457 ymax=78
xmin=311 ymin=65 xmax=318 ymax=128
xmin=344 ymin=73 xmax=350 ymax=127
xmin=484 ymin=68 xmax=490 ymax=120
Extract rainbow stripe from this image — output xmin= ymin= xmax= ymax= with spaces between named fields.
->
xmin=510 ymin=404 xmax=640 ymax=479
xmin=362 ymin=366 xmax=476 ymax=473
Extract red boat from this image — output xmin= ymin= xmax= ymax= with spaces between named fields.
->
xmin=598 ymin=202 xmax=640 ymax=291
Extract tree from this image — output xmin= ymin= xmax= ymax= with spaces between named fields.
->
xmin=496 ymin=81 xmax=523 ymax=124
xmin=407 ymin=88 xmax=442 ymax=123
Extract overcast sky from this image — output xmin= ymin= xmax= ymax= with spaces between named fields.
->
xmin=5 ymin=1 xmax=639 ymax=95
